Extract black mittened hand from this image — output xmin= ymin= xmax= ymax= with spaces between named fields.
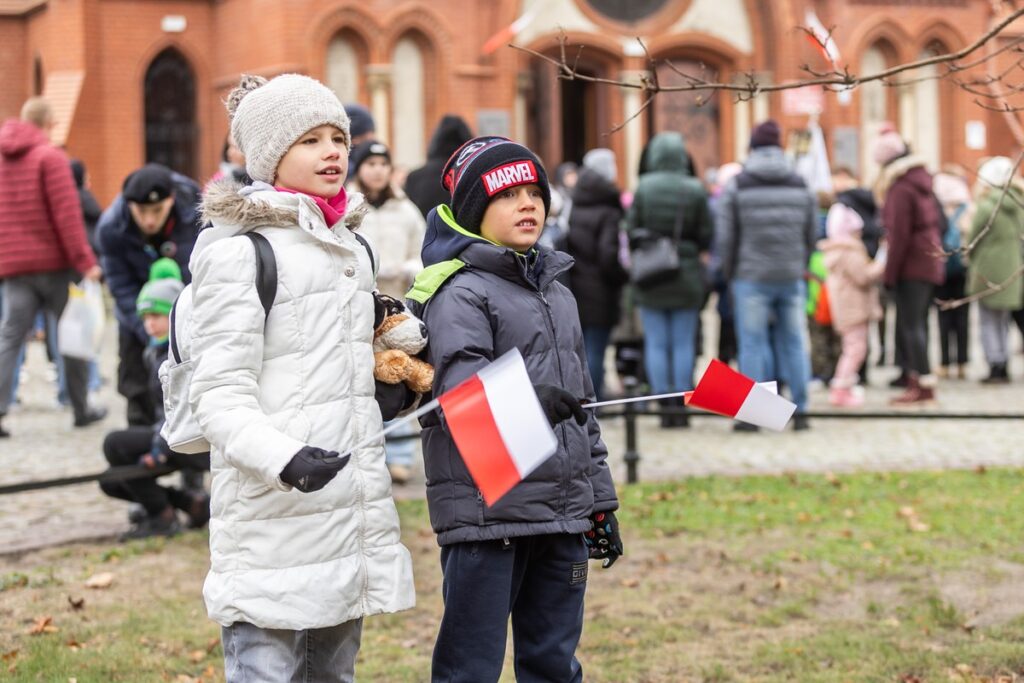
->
xmin=533 ymin=384 xmax=587 ymax=427
xmin=280 ymin=446 xmax=351 ymax=493
xmin=584 ymin=511 xmax=624 ymax=568
xmin=375 ymin=379 xmax=414 ymax=421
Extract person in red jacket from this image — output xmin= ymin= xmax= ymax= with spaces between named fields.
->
xmin=872 ymin=123 xmax=945 ymax=405
xmin=0 ymin=97 xmax=105 ymax=436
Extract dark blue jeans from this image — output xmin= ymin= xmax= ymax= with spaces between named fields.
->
xmin=732 ymin=279 xmax=811 ymax=412
xmin=582 ymin=325 xmax=612 ymax=400
xmin=432 ymin=534 xmax=588 ymax=683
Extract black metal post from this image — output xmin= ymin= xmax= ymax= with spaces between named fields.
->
xmin=623 ymin=388 xmax=640 ymax=484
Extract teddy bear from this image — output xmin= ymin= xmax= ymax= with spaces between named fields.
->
xmin=372 ymin=293 xmax=434 ymax=394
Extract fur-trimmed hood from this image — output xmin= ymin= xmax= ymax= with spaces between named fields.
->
xmin=193 ymin=180 xmax=368 ymax=266
xmin=874 ymin=154 xmax=930 ymax=206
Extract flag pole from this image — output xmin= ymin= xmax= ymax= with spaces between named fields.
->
xmin=582 ymin=391 xmax=689 ymax=409
xmin=349 ymin=398 xmax=440 ymax=454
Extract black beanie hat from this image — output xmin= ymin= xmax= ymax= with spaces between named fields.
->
xmin=750 ymin=120 xmax=782 ymax=149
xmin=350 ymin=140 xmax=390 ymax=176
xmin=441 ymin=136 xmax=551 ymax=233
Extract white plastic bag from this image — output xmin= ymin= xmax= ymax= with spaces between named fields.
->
xmin=58 ymin=280 xmax=106 ymax=360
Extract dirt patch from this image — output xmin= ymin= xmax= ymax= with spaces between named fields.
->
xmin=939 ymin=559 xmax=1024 ymax=628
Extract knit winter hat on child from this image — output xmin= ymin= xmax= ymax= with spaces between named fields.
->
xmin=350 ymin=140 xmax=390 ymax=176
xmin=871 ymin=122 xmax=908 ymax=166
xmin=441 ymin=136 xmax=551 ymax=233
xmin=136 ymin=257 xmax=184 ymax=316
xmin=226 ymin=74 xmax=350 ymax=185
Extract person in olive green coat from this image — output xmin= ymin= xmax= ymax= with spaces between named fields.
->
xmin=626 ymin=132 xmax=712 ymax=426
xmin=967 ymin=156 xmax=1024 ymax=383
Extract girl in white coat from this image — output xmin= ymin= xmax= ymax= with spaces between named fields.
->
xmin=189 ymin=74 xmax=414 ymax=682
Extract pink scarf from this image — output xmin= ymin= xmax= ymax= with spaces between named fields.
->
xmin=274 ymin=186 xmax=348 ymax=227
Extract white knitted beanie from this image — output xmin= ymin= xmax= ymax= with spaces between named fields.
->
xmin=977 ymin=156 xmax=1015 ymax=190
xmin=226 ymin=74 xmax=350 ymax=184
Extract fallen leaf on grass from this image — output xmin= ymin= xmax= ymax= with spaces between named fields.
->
xmin=400 ymin=639 xmax=418 ymax=649
xmin=620 ymin=577 xmax=639 ymax=588
xmin=66 ymin=638 xmax=83 ymax=651
xmin=906 ymin=519 xmax=930 ymax=533
xmin=897 ymin=675 xmax=923 ymax=683
xmin=189 ymin=650 xmax=206 ymax=664
xmin=1 ymin=651 xmax=17 ymax=663
xmin=205 ymin=637 xmax=220 ymax=654
xmin=84 ymin=573 xmax=114 ymax=589
xmin=67 ymin=596 xmax=85 ymax=611
xmin=28 ymin=616 xmax=58 ymax=635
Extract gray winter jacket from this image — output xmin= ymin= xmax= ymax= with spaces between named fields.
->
xmin=716 ymin=146 xmax=817 ymax=283
xmin=407 ymin=205 xmax=619 ymax=546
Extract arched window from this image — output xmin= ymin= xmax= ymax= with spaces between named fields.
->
xmin=860 ymin=43 xmax=891 ymax=182
xmin=326 ymin=32 xmax=361 ymax=104
xmin=912 ymin=44 xmax=943 ymax=170
xmin=144 ymin=47 xmax=197 ymax=180
xmin=391 ymin=35 xmax=426 ymax=169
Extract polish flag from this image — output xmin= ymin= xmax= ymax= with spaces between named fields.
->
xmin=684 ymin=359 xmax=797 ymax=431
xmin=437 ymin=348 xmax=557 ymax=505
xmin=481 ymin=7 xmax=539 ymax=56
xmin=804 ymin=9 xmax=841 ymax=69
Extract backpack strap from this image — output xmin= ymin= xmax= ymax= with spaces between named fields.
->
xmin=244 ymin=231 xmax=277 ymax=321
xmin=352 ymin=231 xmax=376 ymax=276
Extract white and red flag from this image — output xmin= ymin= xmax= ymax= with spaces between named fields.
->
xmin=804 ymin=9 xmax=841 ymax=69
xmin=684 ymin=359 xmax=796 ymax=431
xmin=481 ymin=7 xmax=539 ymax=56
xmin=437 ymin=348 xmax=557 ymax=505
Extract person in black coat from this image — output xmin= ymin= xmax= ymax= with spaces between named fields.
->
xmin=567 ymin=148 xmax=628 ymax=399
xmin=404 ymin=115 xmax=472 ymax=218
xmin=70 ymin=159 xmax=102 ymax=257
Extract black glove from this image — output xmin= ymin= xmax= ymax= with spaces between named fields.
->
xmin=280 ymin=446 xmax=351 ymax=493
xmin=584 ymin=511 xmax=624 ymax=568
xmin=376 ymin=379 xmax=414 ymax=421
xmin=533 ymin=383 xmax=587 ymax=427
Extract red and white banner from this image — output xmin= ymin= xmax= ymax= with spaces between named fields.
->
xmin=481 ymin=7 xmax=539 ymax=56
xmin=437 ymin=349 xmax=557 ymax=505
xmin=804 ymin=9 xmax=841 ymax=68
xmin=684 ymin=359 xmax=796 ymax=431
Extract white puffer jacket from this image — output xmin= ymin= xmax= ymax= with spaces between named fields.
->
xmin=189 ymin=181 xmax=415 ymax=629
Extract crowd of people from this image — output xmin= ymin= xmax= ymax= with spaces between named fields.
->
xmin=2 ymin=71 xmax=1023 ymax=681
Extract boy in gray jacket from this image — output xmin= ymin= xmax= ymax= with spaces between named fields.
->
xmin=408 ymin=137 xmax=622 ymax=682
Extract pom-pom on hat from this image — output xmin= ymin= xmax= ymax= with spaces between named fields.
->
xmin=871 ymin=122 xmax=908 ymax=166
xmin=136 ymin=257 xmax=184 ymax=317
xmin=441 ymin=136 xmax=551 ymax=233
xmin=226 ymin=74 xmax=350 ymax=185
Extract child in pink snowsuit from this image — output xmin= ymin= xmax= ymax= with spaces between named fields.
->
xmin=818 ymin=203 xmax=886 ymax=407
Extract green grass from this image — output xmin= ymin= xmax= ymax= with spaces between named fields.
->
xmin=4 ymin=468 xmax=1024 ymax=681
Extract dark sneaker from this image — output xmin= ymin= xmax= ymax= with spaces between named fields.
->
xmin=120 ymin=512 xmax=181 ymax=541
xmin=888 ymin=373 xmax=909 ymax=388
xmin=127 ymin=504 xmax=147 ymax=525
xmin=792 ymin=414 xmax=811 ymax=431
xmin=73 ymin=406 xmax=108 ymax=428
xmin=733 ymin=421 xmax=759 ymax=433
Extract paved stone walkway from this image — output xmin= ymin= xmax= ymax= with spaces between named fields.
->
xmin=1 ymin=310 xmax=1022 ymax=555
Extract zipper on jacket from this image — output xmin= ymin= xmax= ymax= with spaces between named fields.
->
xmin=537 ymin=289 xmax=571 ymax=518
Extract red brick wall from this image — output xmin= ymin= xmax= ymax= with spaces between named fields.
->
xmin=0 ymin=18 xmax=28 ymax=121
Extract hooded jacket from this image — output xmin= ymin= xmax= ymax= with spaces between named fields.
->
xmin=0 ymin=119 xmax=97 ymax=279
xmin=835 ymin=188 xmax=883 ymax=258
xmin=97 ymin=174 xmax=203 ymax=343
xmin=189 ymin=181 xmax=415 ymax=629
xmin=567 ymin=168 xmax=628 ymax=328
xmin=967 ymin=185 xmax=1024 ymax=310
xmin=716 ymin=146 xmax=817 ymax=283
xmin=403 ymin=116 xmax=472 ymax=219
xmin=874 ymin=155 xmax=945 ymax=288
xmin=407 ymin=205 xmax=618 ymax=545
xmin=626 ymin=132 xmax=712 ymax=309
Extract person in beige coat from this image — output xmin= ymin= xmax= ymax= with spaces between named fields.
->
xmin=347 ymin=140 xmax=426 ymax=300
xmin=819 ymin=202 xmax=886 ymax=407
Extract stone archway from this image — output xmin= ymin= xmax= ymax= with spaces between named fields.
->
xmin=144 ymin=47 xmax=197 ymax=179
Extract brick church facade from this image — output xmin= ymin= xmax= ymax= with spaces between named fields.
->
xmin=0 ymin=0 xmax=1017 ymax=203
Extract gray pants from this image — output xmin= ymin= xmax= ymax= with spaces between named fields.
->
xmin=222 ymin=619 xmax=363 ymax=683
xmin=979 ymin=305 xmax=1010 ymax=365
xmin=0 ymin=271 xmax=90 ymax=420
